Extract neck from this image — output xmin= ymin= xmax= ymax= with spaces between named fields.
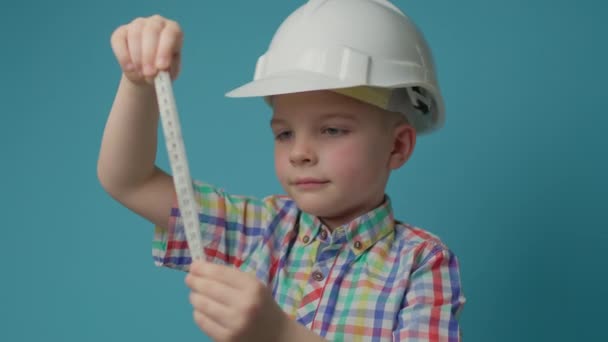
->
xmin=320 ymin=195 xmax=386 ymax=231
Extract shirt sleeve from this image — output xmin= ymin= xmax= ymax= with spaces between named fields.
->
xmin=393 ymin=242 xmax=466 ymax=341
xmin=152 ymin=180 xmax=277 ymax=271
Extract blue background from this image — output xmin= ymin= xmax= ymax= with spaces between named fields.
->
xmin=1 ymin=0 xmax=606 ymax=341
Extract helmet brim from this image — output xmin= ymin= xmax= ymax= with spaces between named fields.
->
xmin=225 ymin=71 xmax=360 ymax=98
xmin=224 ymin=70 xmax=445 ymax=135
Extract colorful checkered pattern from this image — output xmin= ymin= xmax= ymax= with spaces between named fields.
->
xmin=153 ymin=181 xmax=465 ymax=341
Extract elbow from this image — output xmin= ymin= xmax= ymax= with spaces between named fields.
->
xmin=96 ymin=158 xmax=120 ymax=198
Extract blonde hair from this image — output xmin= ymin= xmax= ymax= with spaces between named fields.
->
xmin=332 ymin=86 xmax=411 ymax=125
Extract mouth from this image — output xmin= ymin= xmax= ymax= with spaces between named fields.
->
xmin=291 ymin=178 xmax=330 ymax=190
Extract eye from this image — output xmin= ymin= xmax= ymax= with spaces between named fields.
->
xmin=274 ymin=130 xmax=293 ymax=141
xmin=322 ymin=127 xmax=348 ymax=136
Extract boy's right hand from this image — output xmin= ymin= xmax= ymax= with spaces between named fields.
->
xmin=111 ymin=15 xmax=183 ymax=85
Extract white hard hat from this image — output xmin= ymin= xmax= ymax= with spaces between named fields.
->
xmin=226 ymin=0 xmax=445 ymax=134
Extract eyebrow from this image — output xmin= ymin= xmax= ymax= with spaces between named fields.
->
xmin=270 ymin=118 xmax=288 ymax=127
xmin=270 ymin=113 xmax=358 ymax=127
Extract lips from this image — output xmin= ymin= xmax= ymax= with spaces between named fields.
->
xmin=293 ymin=178 xmax=329 ymax=185
xmin=291 ymin=178 xmax=330 ymax=190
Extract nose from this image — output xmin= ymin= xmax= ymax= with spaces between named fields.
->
xmin=289 ymin=136 xmax=317 ymax=167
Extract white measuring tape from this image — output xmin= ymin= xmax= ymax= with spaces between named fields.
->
xmin=154 ymin=71 xmax=204 ymax=261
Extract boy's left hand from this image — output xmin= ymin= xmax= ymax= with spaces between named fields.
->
xmin=185 ymin=260 xmax=288 ymax=342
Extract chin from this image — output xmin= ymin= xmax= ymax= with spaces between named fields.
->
xmin=291 ymin=194 xmax=329 ymax=215
xmin=292 ymin=194 xmax=350 ymax=218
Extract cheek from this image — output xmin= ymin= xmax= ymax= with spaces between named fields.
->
xmin=323 ymin=141 xmax=371 ymax=178
xmin=322 ymin=136 xmax=390 ymax=185
xmin=274 ymin=146 xmax=289 ymax=180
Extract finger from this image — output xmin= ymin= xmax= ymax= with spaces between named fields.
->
xmin=193 ymin=310 xmax=232 ymax=342
xmin=188 ymin=260 xmax=205 ymax=275
xmin=141 ymin=16 xmax=165 ymax=77
xmin=189 ymin=292 xmax=235 ymax=329
xmin=185 ymin=272 xmax=236 ymax=306
xmin=155 ymin=19 xmax=183 ymax=70
xmin=126 ymin=17 xmax=145 ymax=73
xmin=169 ymin=53 xmax=182 ymax=80
xmin=110 ymin=25 xmax=134 ymax=72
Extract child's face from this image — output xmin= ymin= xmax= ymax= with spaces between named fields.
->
xmin=270 ymin=90 xmax=414 ymax=229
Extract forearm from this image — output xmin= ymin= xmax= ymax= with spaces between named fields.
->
xmin=280 ymin=319 xmax=327 ymax=342
xmin=97 ymin=74 xmax=160 ymax=196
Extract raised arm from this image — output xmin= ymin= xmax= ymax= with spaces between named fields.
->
xmin=97 ymin=15 xmax=183 ymax=228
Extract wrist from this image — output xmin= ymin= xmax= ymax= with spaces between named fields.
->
xmin=120 ymin=73 xmax=155 ymax=94
xmin=275 ymin=313 xmax=293 ymax=342
xmin=276 ymin=317 xmax=326 ymax=342
xmin=116 ymin=73 xmax=158 ymax=110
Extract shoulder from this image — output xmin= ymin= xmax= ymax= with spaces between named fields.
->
xmin=192 ymin=180 xmax=296 ymax=210
xmin=393 ymin=219 xmax=447 ymax=249
xmin=392 ymin=220 xmax=458 ymax=269
xmin=260 ymin=193 xmax=298 ymax=213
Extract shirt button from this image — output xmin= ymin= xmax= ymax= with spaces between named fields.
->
xmin=320 ymin=230 xmax=328 ymax=240
xmin=312 ymin=270 xmax=325 ymax=282
xmin=354 ymin=241 xmax=362 ymax=249
xmin=302 ymin=235 xmax=310 ymax=243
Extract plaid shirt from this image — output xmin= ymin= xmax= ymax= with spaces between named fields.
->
xmin=153 ymin=181 xmax=465 ymax=341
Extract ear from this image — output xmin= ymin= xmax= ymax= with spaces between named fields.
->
xmin=388 ymin=123 xmax=416 ymax=170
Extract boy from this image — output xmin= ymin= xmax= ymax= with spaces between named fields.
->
xmin=98 ymin=0 xmax=465 ymax=341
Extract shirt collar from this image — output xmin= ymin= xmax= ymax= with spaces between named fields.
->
xmin=297 ymin=196 xmax=395 ymax=255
